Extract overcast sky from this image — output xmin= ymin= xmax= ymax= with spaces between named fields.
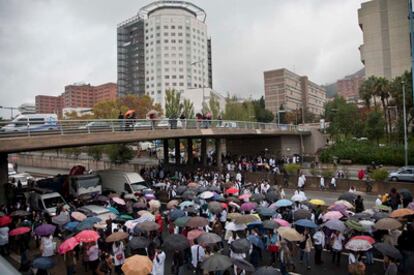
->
xmin=0 ymin=0 xmax=366 ymax=116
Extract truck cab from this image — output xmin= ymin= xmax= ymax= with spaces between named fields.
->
xmin=29 ymin=188 xmax=69 ymax=217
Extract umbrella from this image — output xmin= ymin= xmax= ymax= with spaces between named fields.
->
xmin=323 ymin=211 xmax=343 ymax=221
xmin=188 ymin=182 xmax=199 ymax=188
xmin=129 ymin=236 xmax=150 ymax=250
xmin=119 ymin=214 xmax=134 ymax=221
xmin=170 ymin=209 xmax=186 ymax=221
xmin=153 ymin=182 xmax=166 ymax=188
xmin=182 ymin=190 xmax=196 ymax=200
xmin=408 ymin=202 xmax=414 ymax=210
xmin=265 ymin=191 xmax=279 ymax=202
xmin=144 ymin=193 xmax=156 ymax=200
xmin=133 ymin=202 xmax=147 ymax=210
xmin=399 ymin=189 xmax=413 ymax=201
xmin=163 ymin=234 xmax=190 ymax=251
xmin=352 ymin=235 xmax=375 ymax=244
xmin=250 ymin=193 xmax=264 ymax=203
xmin=32 ymin=256 xmax=55 ymax=270
xmin=373 ymin=211 xmax=389 ymax=220
xmin=34 ymin=224 xmax=56 ymax=236
xmin=277 ymin=227 xmax=303 ymax=242
xmin=51 ymin=213 xmax=70 ymax=225
xmin=106 ymin=231 xmax=129 ymax=243
xmin=71 ymin=211 xmax=87 ymax=221
xmin=58 ymin=237 xmax=79 ymax=254
xmin=309 ymin=199 xmax=326 ymax=206
xmin=240 ymin=202 xmax=257 ymax=212
xmin=231 ymin=258 xmax=255 ymax=272
xmin=9 ymin=226 xmax=31 ymax=236
xmin=208 ymin=201 xmax=223 ymax=214
xmin=10 ymin=210 xmax=30 ymax=217
xmin=135 ymin=221 xmax=160 ymax=232
xmin=124 ymin=109 xmax=136 ymax=117
xmin=225 ymin=222 xmax=246 ymax=231
xmin=359 ymin=220 xmax=375 ymax=231
xmin=389 ymin=208 xmax=414 ymax=218
xmin=274 ymin=218 xmax=290 ymax=227
xmin=350 ymin=212 xmax=372 ymax=220
xmin=200 ymin=191 xmax=215 ymax=200
xmin=275 ymin=199 xmax=292 ymax=208
xmin=84 ymin=216 xmax=102 ymax=224
xmin=76 ymin=221 xmax=94 ymax=231
xmin=377 ymin=205 xmax=392 ymax=212
xmin=112 ymin=197 xmax=126 ymax=205
xmin=374 ymin=243 xmax=401 ymax=259
xmin=247 ymin=235 xmax=265 ymax=249
xmin=374 ymin=218 xmax=402 ymax=230
xmin=335 ymin=200 xmax=354 ymax=209
xmin=338 ymin=192 xmax=357 ymax=203
xmin=329 ymin=204 xmax=348 ymax=212
xmin=324 ymin=219 xmax=346 ymax=232
xmin=225 ymin=187 xmax=239 ymax=195
xmin=198 ymin=232 xmax=222 ymax=244
xmin=230 ymin=238 xmax=251 ymax=253
xmin=291 ymin=194 xmax=307 ymax=202
xmin=187 ymin=229 xmax=204 ymax=241
xmin=167 ymin=200 xmax=180 ymax=209
xmin=122 ymin=255 xmax=153 ymax=275
xmin=227 ymin=196 xmax=241 ymax=204
xmin=75 ymin=230 xmax=99 ymax=243
xmin=148 ymin=200 xmax=161 ymax=209
xmin=234 ymin=214 xmax=260 ymax=224
xmin=176 ymin=186 xmax=187 ymax=194
xmin=0 ymin=215 xmax=12 ymax=227
xmin=174 ymin=216 xmax=191 ymax=227
xmin=64 ymin=221 xmax=79 ymax=232
xmin=228 ymin=213 xmax=242 ymax=220
xmin=254 ymin=266 xmax=280 ymax=275
xmin=186 ymin=217 xmax=208 ymax=228
xmin=95 ymin=195 xmax=109 ymax=202
xmin=146 ymin=109 xmax=160 ymax=119
xmin=345 ymin=220 xmax=364 ymax=231
xmin=263 ymin=219 xmax=278 ymax=229
xmin=258 ymin=207 xmax=276 ymax=217
xmin=239 ymin=194 xmax=251 ymax=200
xmin=106 ymin=207 xmax=120 ymax=215
xmin=293 ymin=209 xmax=312 ymax=221
xmin=295 ymin=219 xmax=317 ymax=228
xmin=345 ymin=239 xmax=372 ymax=251
xmin=202 ymin=254 xmax=232 ymax=272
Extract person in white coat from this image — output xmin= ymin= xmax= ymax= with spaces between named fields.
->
xmin=152 ymin=247 xmax=166 ymax=275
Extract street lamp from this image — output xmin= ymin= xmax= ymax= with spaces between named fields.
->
xmin=402 ymin=81 xmax=408 ymax=166
xmin=191 ymin=58 xmax=206 ymax=113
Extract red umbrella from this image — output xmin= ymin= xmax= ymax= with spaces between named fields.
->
xmin=187 ymin=229 xmax=204 ymax=241
xmin=124 ymin=109 xmax=136 ymax=118
xmin=58 ymin=237 xmax=79 ymax=254
xmin=75 ymin=230 xmax=99 ymax=243
xmin=225 ymin=187 xmax=239 ymax=195
xmin=0 ymin=215 xmax=12 ymax=227
xmin=351 ymin=235 xmax=375 ymax=244
xmin=9 ymin=227 xmax=31 ymax=236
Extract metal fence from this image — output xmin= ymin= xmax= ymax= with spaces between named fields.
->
xmin=0 ymin=118 xmax=307 ymax=138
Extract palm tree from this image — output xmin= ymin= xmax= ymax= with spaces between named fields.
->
xmin=359 ymin=76 xmax=376 ymax=108
xmin=372 ymin=77 xmax=391 ymax=137
xmin=182 ymin=98 xmax=195 ymax=119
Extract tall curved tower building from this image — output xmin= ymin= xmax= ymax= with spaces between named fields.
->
xmin=117 ymin=1 xmax=212 ymax=108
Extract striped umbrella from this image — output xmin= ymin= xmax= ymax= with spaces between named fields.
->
xmin=345 ymin=239 xmax=372 ymax=251
xmin=345 ymin=220 xmax=364 ymax=231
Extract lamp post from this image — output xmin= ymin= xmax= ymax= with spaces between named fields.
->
xmin=191 ymin=58 xmax=206 ymax=113
xmin=402 ymin=81 xmax=408 ymax=166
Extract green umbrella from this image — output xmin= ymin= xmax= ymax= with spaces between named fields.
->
xmin=174 ymin=216 xmax=190 ymax=227
xmin=345 ymin=220 xmax=364 ymax=231
xmin=120 ymin=214 xmax=133 ymax=221
xmin=377 ymin=205 xmax=392 ymax=213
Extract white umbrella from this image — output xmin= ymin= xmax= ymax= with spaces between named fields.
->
xmin=200 ymin=191 xmax=215 ymax=200
xmin=225 ymin=222 xmax=247 ymax=231
xmin=345 ymin=239 xmax=372 ymax=251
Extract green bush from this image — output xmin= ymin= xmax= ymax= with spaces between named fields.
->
xmin=370 ymin=168 xmax=389 ymax=182
xmin=321 ymin=169 xmax=334 ymax=178
xmin=284 ymin=163 xmax=301 ymax=175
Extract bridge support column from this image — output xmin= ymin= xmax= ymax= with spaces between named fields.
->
xmin=163 ymin=139 xmax=169 ymax=165
xmin=187 ymin=138 xmax=193 ymax=165
xmin=0 ymin=153 xmax=7 ymax=204
xmin=215 ymin=138 xmax=222 ymax=168
xmin=201 ymin=138 xmax=207 ymax=166
xmin=175 ymin=139 xmax=180 ymax=165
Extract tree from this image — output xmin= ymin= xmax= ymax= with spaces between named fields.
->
xmin=390 ymin=71 xmax=413 ymax=137
xmin=119 ymin=95 xmax=162 ymax=119
xmin=223 ymin=96 xmax=255 ymax=121
xmin=365 ymin=111 xmax=385 ymax=144
xmin=208 ymin=94 xmax=221 ymax=119
xmin=93 ymin=100 xmax=127 ymax=119
xmin=252 ymin=96 xmax=274 ymax=123
xmin=325 ymin=97 xmax=362 ymax=139
xmin=165 ymin=89 xmax=182 ymax=119
xmin=182 ymin=99 xmax=195 ymax=119
xmin=62 ymin=147 xmax=82 ymax=159
xmin=87 ymin=145 xmax=105 ymax=161
xmin=105 ymin=144 xmax=134 ymax=164
xmin=359 ymin=77 xmax=377 ymax=108
xmin=63 ymin=110 xmax=94 ymax=120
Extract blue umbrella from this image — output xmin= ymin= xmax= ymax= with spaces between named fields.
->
xmin=64 ymin=221 xmax=79 ymax=232
xmin=83 ymin=216 xmax=102 ymax=224
xmin=76 ymin=221 xmax=95 ymax=231
xmin=275 ymin=199 xmax=293 ymax=208
xmin=106 ymin=207 xmax=120 ymax=215
xmin=247 ymin=221 xmax=264 ymax=232
xmin=295 ymin=219 xmax=317 ymax=229
xmin=170 ymin=209 xmax=186 ymax=221
xmin=258 ymin=207 xmax=276 ymax=217
xmin=247 ymin=235 xmax=264 ymax=249
xmin=32 ymin=256 xmax=56 ymax=270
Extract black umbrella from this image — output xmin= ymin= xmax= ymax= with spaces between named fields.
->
xmin=374 ymin=243 xmax=401 ymax=260
xmin=182 ymin=190 xmax=196 ymax=200
xmin=176 ymin=186 xmax=188 ymax=195
xmin=254 ymin=266 xmax=280 ymax=275
xmin=338 ymin=192 xmax=357 ymax=203
xmin=399 ymin=189 xmax=413 ymax=201
xmin=227 ymin=196 xmax=240 ymax=204
xmin=266 ymin=191 xmax=279 ymax=202
xmin=208 ymin=186 xmax=221 ymax=193
xmin=231 ymin=258 xmax=255 ymax=272
xmin=32 ymin=257 xmax=56 ymax=270
xmin=373 ymin=211 xmax=389 ymax=220
xmin=350 ymin=212 xmax=372 ymax=221
xmin=196 ymin=186 xmax=208 ymax=194
xmin=198 ymin=233 xmax=222 ymax=244
xmin=128 ymin=236 xmax=150 ymax=250
xmin=169 ymin=209 xmax=186 ymax=221
xmin=163 ymin=234 xmax=190 ymax=251
xmin=293 ymin=209 xmax=312 ymax=221
xmin=202 ymin=254 xmax=232 ymax=272
xmin=230 ymin=238 xmax=251 ymax=253
xmin=250 ymin=194 xmax=264 ymax=203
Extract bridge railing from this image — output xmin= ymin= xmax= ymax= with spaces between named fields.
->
xmin=0 ymin=118 xmax=307 ymax=138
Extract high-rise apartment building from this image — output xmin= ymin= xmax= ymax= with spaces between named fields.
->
xmin=336 ymin=69 xmax=365 ymax=102
xmin=117 ymin=1 xmax=212 ymax=108
xmin=358 ymin=0 xmax=411 ymax=79
xmin=264 ymin=68 xmax=326 ymax=119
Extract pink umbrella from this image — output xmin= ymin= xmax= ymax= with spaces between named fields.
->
xmin=187 ymin=229 xmax=204 ymax=241
xmin=240 ymin=202 xmax=257 ymax=212
xmin=351 ymin=235 xmax=375 ymax=244
xmin=9 ymin=227 xmax=31 ymax=236
xmin=75 ymin=230 xmax=100 ymax=243
xmin=323 ymin=211 xmax=343 ymax=221
xmin=71 ymin=211 xmax=87 ymax=222
xmin=58 ymin=237 xmax=79 ymax=254
xmin=112 ymin=197 xmax=126 ymax=205
xmin=238 ymin=194 xmax=251 ymax=200
xmin=274 ymin=218 xmax=290 ymax=227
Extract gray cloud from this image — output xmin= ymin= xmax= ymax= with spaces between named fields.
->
xmin=0 ymin=0 xmax=365 ymax=116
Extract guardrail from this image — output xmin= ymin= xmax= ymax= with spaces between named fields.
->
xmin=0 ymin=118 xmax=307 ymax=138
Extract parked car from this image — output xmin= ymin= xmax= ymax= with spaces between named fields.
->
xmin=134 ymin=119 xmax=182 ymax=129
xmin=388 ymin=166 xmax=414 ymax=182
xmin=78 ymin=121 xmax=112 ymax=131
xmin=9 ymin=172 xmax=34 ymax=188
xmin=77 ymin=205 xmax=116 ymax=222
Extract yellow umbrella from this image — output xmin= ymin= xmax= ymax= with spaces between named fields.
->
xmin=122 ymin=255 xmax=153 ymax=275
xmin=309 ymin=199 xmax=326 ymax=206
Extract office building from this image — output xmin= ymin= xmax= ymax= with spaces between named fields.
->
xmin=181 ymin=88 xmax=225 ymax=114
xmin=117 ymin=1 xmax=212 ymax=108
xmin=358 ymin=0 xmax=411 ymax=79
xmin=35 ymin=95 xmax=63 ymax=117
xmin=336 ymin=68 xmax=365 ymax=102
xmin=264 ymin=68 xmax=326 ymax=119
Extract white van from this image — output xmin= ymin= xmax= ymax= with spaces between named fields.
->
xmin=29 ymin=189 xmax=69 ymax=217
xmin=96 ymin=170 xmax=148 ymax=195
xmin=0 ymin=114 xmax=58 ymax=133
